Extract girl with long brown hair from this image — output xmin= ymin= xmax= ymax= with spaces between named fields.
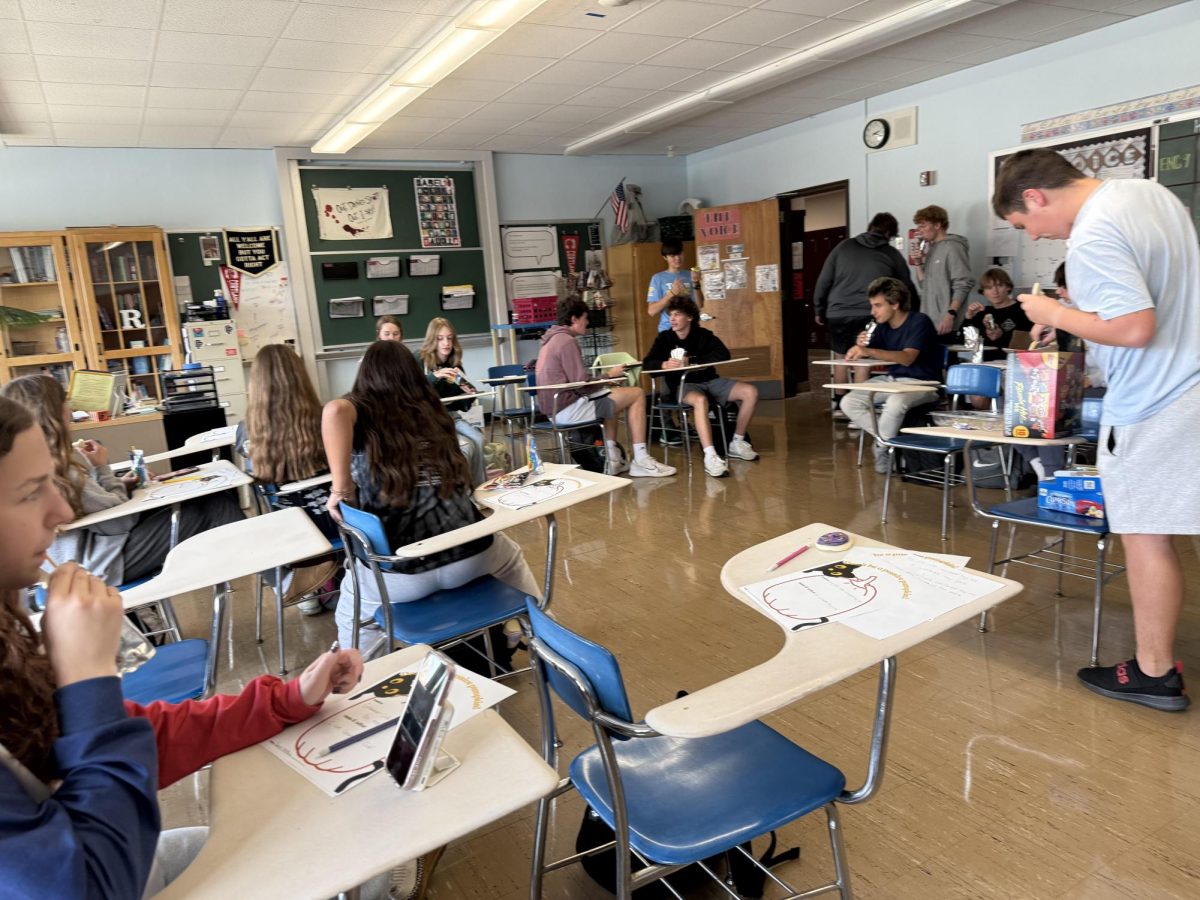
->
xmin=0 ymin=395 xmax=363 ymax=897
xmin=322 ymin=340 xmax=538 ymax=657
xmin=418 ymin=316 xmax=485 ymax=485
xmin=0 ymin=375 xmax=243 ymax=586
xmin=238 ymin=344 xmax=340 ymax=612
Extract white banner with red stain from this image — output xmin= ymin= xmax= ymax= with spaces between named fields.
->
xmin=312 ymin=187 xmax=393 ymax=240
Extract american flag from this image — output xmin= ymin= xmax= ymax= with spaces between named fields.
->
xmin=609 ymin=180 xmax=629 ymax=232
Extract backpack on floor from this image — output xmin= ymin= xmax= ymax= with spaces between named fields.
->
xmin=968 ymin=445 xmax=1033 ymax=490
xmin=894 ymin=401 xmax=951 ymax=480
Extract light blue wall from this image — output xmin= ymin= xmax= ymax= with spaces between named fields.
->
xmin=0 ymin=148 xmax=283 ymax=230
xmin=686 ymin=0 xmax=1200 ymax=278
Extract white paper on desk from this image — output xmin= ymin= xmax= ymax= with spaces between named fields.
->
xmin=478 ymin=475 xmax=585 ymax=511
xmin=741 ymin=549 xmax=994 ymax=639
xmin=263 ymin=665 xmax=514 ymax=797
xmin=144 ymin=471 xmax=236 ymax=500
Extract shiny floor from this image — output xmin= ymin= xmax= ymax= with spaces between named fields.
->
xmin=160 ymin=391 xmax=1200 ymax=899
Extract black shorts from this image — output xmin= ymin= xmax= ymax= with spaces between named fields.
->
xmin=827 ymin=315 xmax=874 ymax=354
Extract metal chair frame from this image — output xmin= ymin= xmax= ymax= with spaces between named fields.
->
xmin=486 ymin=364 xmax=535 ymax=464
xmin=527 ymin=625 xmax=899 ymax=900
xmin=528 ymin=376 xmax=611 ymax=466
xmin=647 ymin=371 xmax=729 ymax=465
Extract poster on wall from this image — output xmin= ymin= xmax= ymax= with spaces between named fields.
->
xmin=414 ymin=177 xmax=462 ymax=249
xmin=501 ymin=225 xmax=558 ymax=269
xmin=697 ymin=243 xmax=721 ymax=271
xmin=219 ymin=262 xmax=297 ymax=358
xmin=702 ymin=270 xmax=726 ymax=300
xmin=222 ymin=227 xmax=280 ymax=276
xmin=312 ymin=187 xmax=393 ymax=240
xmin=723 ymin=258 xmax=748 ymax=291
xmin=755 ymin=264 xmax=779 ymax=293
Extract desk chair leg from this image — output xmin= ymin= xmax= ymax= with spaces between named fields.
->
xmin=203 ymin=584 xmax=228 ymax=700
xmin=159 ymin=599 xmax=184 ymax=643
xmin=979 ymin=519 xmax=1002 ymax=633
xmin=825 ymin=802 xmax=853 ymax=899
xmin=529 ymin=653 xmax=560 ymax=900
xmin=1056 ymin=531 xmax=1067 ymax=597
xmin=254 ymin=573 xmax=264 ymax=644
xmin=347 ymin=557 xmax=363 ymax=651
xmin=541 ymin=513 xmax=558 ymax=610
xmin=881 ymin=447 xmax=895 ymax=524
xmin=274 ymin=564 xmax=287 ymax=676
xmin=940 ymin=453 xmax=953 ymax=541
xmin=1090 ymin=537 xmax=1107 ymax=667
xmin=856 ymin=430 xmax=865 ymax=466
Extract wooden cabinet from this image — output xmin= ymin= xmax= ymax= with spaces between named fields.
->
xmin=66 ymin=227 xmax=183 ymax=402
xmin=607 ymin=240 xmax=696 ymax=371
xmin=0 ymin=232 xmax=88 ymax=388
xmin=1 ymin=227 xmax=183 ymax=404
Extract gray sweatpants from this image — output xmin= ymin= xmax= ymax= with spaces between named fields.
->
xmin=839 ymin=376 xmax=940 ymax=460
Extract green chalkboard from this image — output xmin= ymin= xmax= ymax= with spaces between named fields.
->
xmin=301 ymin=167 xmax=489 ymax=346
xmin=166 ymin=231 xmax=226 ymax=310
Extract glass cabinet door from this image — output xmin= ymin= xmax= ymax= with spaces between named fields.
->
xmin=0 ymin=235 xmax=86 ymax=389
xmin=68 ymin=229 xmax=182 ymax=403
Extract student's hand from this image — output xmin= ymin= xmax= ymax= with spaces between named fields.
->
xmin=78 ymin=439 xmax=109 ymax=468
xmin=663 ymin=358 xmax=686 ymax=369
xmin=298 ymin=647 xmax=364 ymax=705
xmin=433 ymin=368 xmax=456 ymax=381
xmin=326 ymin=488 xmax=355 ymax=523
xmin=604 ymin=364 xmax=626 ymax=378
xmin=41 ymin=563 xmax=123 ymax=687
xmin=855 ymin=330 xmax=871 ymax=348
xmin=1018 ymin=292 xmax=1062 ymax=326
xmin=120 ymin=472 xmax=140 ymax=495
xmin=670 ymin=278 xmax=686 ymax=297
xmin=846 ymin=345 xmax=867 ymax=361
xmin=965 ymin=302 xmax=985 ymax=318
xmin=1029 ymin=324 xmax=1057 ymax=348
xmin=985 ymin=324 xmax=1003 ymax=342
xmin=937 ymin=313 xmax=956 ymax=335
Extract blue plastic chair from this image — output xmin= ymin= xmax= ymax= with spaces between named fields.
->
xmin=527 ymin=370 xmax=610 ymax=466
xmin=525 ymin=600 xmax=854 ymax=899
xmin=874 ymin=364 xmax=1004 ymax=540
xmin=251 ymin=480 xmax=344 ymax=675
xmin=120 ymin=584 xmax=228 ymax=706
xmin=336 ymin=503 xmax=535 ymax=677
xmin=971 ymin=397 xmax=1122 ymax=666
xmin=487 ymin=364 xmax=534 ymax=459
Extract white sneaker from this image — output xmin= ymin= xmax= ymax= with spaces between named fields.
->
xmin=704 ymin=454 xmax=729 ymax=477
xmin=727 ymin=439 xmax=758 ymax=461
xmin=628 ymin=456 xmax=676 ymax=478
xmin=605 ymin=451 xmax=630 ymax=476
xmin=1029 ymin=458 xmax=1048 ymax=481
xmin=846 ymin=421 xmax=862 ymax=431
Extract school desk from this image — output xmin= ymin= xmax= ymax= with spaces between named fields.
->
xmin=440 ymin=390 xmax=496 ymax=404
xmin=639 ymin=355 xmax=751 ymax=377
xmin=154 ymin=643 xmax=559 ymax=900
xmin=643 ymin=523 xmax=1021 ymax=808
xmin=110 ymin=425 xmax=237 ymax=472
xmin=395 ymin=462 xmax=627 ymax=605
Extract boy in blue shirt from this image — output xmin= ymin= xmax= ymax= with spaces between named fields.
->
xmin=994 ymin=147 xmax=1200 ymax=712
xmin=646 ymin=238 xmax=702 ymax=333
xmin=839 ymin=277 xmax=942 ymax=473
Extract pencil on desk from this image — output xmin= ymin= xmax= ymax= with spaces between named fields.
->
xmin=314 ymin=716 xmax=399 ymax=759
xmin=768 ymin=544 xmax=810 ymax=572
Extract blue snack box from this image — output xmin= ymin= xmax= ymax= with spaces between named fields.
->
xmin=1037 ymin=470 xmax=1104 ymax=519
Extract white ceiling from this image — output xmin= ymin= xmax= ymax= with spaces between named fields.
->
xmin=0 ymin=0 xmax=1186 ymax=155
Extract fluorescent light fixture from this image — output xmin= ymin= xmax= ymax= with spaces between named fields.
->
xmin=565 ymin=0 xmax=1003 ymax=155
xmin=312 ymin=0 xmax=552 ymax=154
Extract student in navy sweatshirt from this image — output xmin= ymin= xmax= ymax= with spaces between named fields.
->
xmin=0 ymin=395 xmax=363 ymax=899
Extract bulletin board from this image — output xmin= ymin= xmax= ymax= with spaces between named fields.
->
xmin=499 ymin=220 xmax=603 ymax=315
xmin=300 ymin=167 xmax=490 ymax=347
xmin=988 ymin=115 xmax=1200 ymax=288
xmin=166 ymin=229 xmax=298 ymax=360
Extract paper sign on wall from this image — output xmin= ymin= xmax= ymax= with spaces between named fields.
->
xmin=698 ymin=208 xmax=741 ymax=240
xmin=313 ymin=187 xmax=393 ymax=240
xmin=222 ymin=227 xmax=280 ymax=276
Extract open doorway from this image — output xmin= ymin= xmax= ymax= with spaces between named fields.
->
xmin=777 ymin=181 xmax=849 ymax=395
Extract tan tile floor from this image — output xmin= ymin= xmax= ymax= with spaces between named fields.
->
xmin=160 ymin=392 xmax=1200 ymax=899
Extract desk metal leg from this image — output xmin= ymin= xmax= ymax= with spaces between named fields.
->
xmin=202 ymin=584 xmax=228 ymax=700
xmin=541 ymin=513 xmax=558 ymax=609
xmin=839 ymin=656 xmax=896 ymax=805
xmin=159 ymin=504 xmax=185 ymax=641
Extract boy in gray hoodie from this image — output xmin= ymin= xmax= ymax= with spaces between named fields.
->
xmin=912 ymin=205 xmax=974 ymax=335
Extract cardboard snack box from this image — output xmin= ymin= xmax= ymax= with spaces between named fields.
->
xmin=1004 ymin=350 xmax=1085 ymax=439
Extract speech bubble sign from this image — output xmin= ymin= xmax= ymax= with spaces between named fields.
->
xmin=502 ymin=226 xmax=558 ymax=269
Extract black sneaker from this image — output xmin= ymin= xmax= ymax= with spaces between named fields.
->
xmin=1077 ymin=658 xmax=1190 ymax=712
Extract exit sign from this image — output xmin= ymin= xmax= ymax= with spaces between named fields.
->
xmin=698 ymin=208 xmax=741 ymax=240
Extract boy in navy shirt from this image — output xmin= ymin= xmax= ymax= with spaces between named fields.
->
xmin=840 ymin=277 xmax=942 ymax=472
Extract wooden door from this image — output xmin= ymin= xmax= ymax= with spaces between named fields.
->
xmin=802 ymin=226 xmax=848 ymax=349
xmin=692 ymin=200 xmax=782 ymax=396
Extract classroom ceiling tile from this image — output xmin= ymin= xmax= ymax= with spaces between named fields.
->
xmin=0 ymin=80 xmax=42 ymax=104
xmin=536 ymin=58 xmax=631 ymax=86
xmin=146 ymin=86 xmax=243 ymax=110
xmin=615 ymin=1 xmax=742 ymax=39
xmin=41 ymin=82 xmax=145 ymax=106
xmin=150 ymin=62 xmax=258 ymax=91
xmin=422 ymin=78 xmax=517 ymax=102
xmin=602 ymin=64 xmax=703 ymax=90
xmin=266 ymin=40 xmax=385 ymax=74
xmin=35 ymin=55 xmax=149 ymax=84
xmin=0 ymin=52 xmax=36 ymax=79
xmin=20 ymin=0 xmax=161 ymax=29
xmin=155 ymin=32 xmax=275 ymax=67
xmin=26 ymin=22 xmax=154 ymax=59
xmin=486 ymin=23 xmax=598 ymax=59
xmin=1 ymin=0 xmax=1184 ymax=150
xmin=449 ymin=52 xmax=552 ymax=82
xmin=567 ymin=31 xmax=677 ymax=65
xmin=46 ymin=104 xmax=142 ymax=125
xmin=160 ymin=0 xmax=294 ymax=38
xmin=142 ymin=107 xmax=232 ymax=126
